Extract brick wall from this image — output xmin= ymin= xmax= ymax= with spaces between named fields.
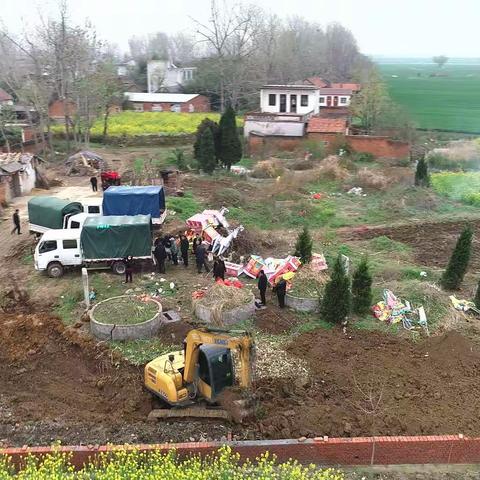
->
xmin=247 ymin=134 xmax=303 ymax=157
xmin=48 ymin=100 xmax=77 ymax=120
xmin=140 ymin=95 xmax=210 ymax=113
xmin=346 ymin=135 xmax=410 ymax=159
xmin=4 ymin=435 xmax=480 ymax=469
xmin=248 ymin=133 xmax=410 ymax=160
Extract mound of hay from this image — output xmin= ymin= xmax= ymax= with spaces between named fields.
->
xmin=355 ymin=167 xmax=389 ymax=191
xmin=289 ymin=266 xmax=329 ymax=298
xmin=250 ymin=159 xmax=285 ymax=179
xmin=193 ymin=283 xmax=253 ymax=326
xmin=317 ymin=155 xmax=350 ymax=181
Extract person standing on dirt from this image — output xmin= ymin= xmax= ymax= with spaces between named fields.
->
xmin=257 ymin=270 xmax=268 ymax=305
xmin=11 ymin=209 xmax=21 ymax=235
xmin=170 ymin=236 xmax=179 ymax=266
xmin=180 ymin=234 xmax=189 ymax=267
xmin=213 ymin=257 xmax=226 ymax=281
xmin=154 ymin=242 xmax=167 ymax=274
xmin=275 ymin=277 xmax=287 ymax=308
xmin=195 ymin=242 xmax=210 ymax=274
xmin=90 ymin=176 xmax=98 ymax=192
xmin=192 ymin=235 xmax=202 ymax=255
xmin=123 ymin=256 xmax=134 ymax=283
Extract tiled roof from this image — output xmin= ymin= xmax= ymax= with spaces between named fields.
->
xmin=307 ymin=117 xmax=348 ymax=134
xmin=319 ymin=88 xmax=353 ymax=95
xmin=124 ymin=92 xmax=200 ymax=103
xmin=331 ymin=82 xmax=361 ymax=91
xmin=304 ymin=76 xmax=329 ymax=88
xmin=0 ymin=88 xmax=13 ymax=102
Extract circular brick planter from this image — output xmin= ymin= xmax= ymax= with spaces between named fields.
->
xmin=90 ymin=296 xmax=163 ymax=341
xmin=285 ymin=292 xmax=320 ymax=313
xmin=194 ymin=294 xmax=256 ymax=326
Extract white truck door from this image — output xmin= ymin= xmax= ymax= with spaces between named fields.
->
xmin=35 ymin=239 xmax=59 ymax=270
xmin=61 ymin=238 xmax=83 ymax=266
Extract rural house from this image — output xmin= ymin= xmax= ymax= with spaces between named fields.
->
xmin=0 ymin=88 xmax=14 ymax=106
xmin=124 ymin=92 xmax=210 ymax=113
xmin=260 ymin=85 xmax=320 ymax=115
xmin=147 ymin=60 xmax=196 ymax=93
xmin=303 ymin=77 xmax=361 ymax=108
xmin=0 ymin=153 xmax=41 ymax=204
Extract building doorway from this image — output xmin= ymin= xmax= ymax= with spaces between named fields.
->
xmin=290 ymin=94 xmax=297 ymax=113
xmin=333 ymin=96 xmax=339 ymax=106
xmin=279 ymin=94 xmax=286 ymax=113
xmin=326 ymin=96 xmax=332 ymax=107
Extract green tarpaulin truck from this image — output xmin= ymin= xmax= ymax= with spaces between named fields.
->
xmin=28 ymin=197 xmax=84 ymax=233
xmin=33 ymin=215 xmax=153 ymax=278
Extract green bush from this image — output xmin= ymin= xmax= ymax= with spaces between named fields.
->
xmin=353 ymin=152 xmax=375 ymax=162
xmin=0 ymin=447 xmax=344 ymax=479
xmin=302 ymin=139 xmax=325 ymax=160
xmin=166 ymin=148 xmax=189 ymax=170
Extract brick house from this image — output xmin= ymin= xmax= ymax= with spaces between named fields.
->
xmin=124 ymin=92 xmax=210 ymax=113
xmin=48 ymin=99 xmax=77 ymax=122
xmin=307 ymin=117 xmax=349 ymax=144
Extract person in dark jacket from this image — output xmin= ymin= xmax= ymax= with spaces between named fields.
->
xmin=275 ymin=277 xmax=287 ymax=308
xmin=170 ymin=236 xmax=179 ymax=265
xmin=192 ymin=235 xmax=202 ymax=254
xmin=162 ymin=236 xmax=172 ymax=261
xmin=257 ymin=270 xmax=268 ymax=305
xmin=11 ymin=209 xmax=21 ymax=235
xmin=154 ymin=242 xmax=167 ymax=274
xmin=123 ymin=256 xmax=133 ymax=283
xmin=195 ymin=242 xmax=210 ymax=274
xmin=213 ymin=257 xmax=226 ymax=281
xmin=90 ymin=176 xmax=98 ymax=192
xmin=180 ymin=235 xmax=189 ymax=267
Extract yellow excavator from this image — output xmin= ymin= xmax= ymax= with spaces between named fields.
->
xmin=144 ymin=327 xmax=255 ymax=420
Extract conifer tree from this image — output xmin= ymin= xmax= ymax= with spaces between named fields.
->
xmin=194 ymin=118 xmax=220 ymax=161
xmin=352 ymin=256 xmax=373 ymax=315
xmin=195 ymin=127 xmax=216 ymax=174
xmin=294 ymin=226 xmax=313 ymax=264
xmin=219 ymin=105 xmax=242 ymax=169
xmin=441 ymin=225 xmax=473 ymax=290
xmin=321 ymin=255 xmax=351 ymax=324
xmin=415 ymin=155 xmax=430 ymax=187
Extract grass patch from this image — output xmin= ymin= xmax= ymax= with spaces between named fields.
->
xmin=294 ymin=317 xmax=334 ymax=333
xmin=380 ymin=62 xmax=480 ymax=133
xmin=431 ymin=171 xmax=480 ymax=202
xmin=237 ymin=157 xmax=255 ymax=169
xmin=54 ymin=288 xmax=83 ymax=325
xmin=93 ymin=296 xmax=159 ymax=325
xmin=370 ymin=235 xmax=411 ymax=253
xmin=111 ymin=339 xmax=178 ymax=365
xmin=166 ymin=191 xmax=203 ymax=220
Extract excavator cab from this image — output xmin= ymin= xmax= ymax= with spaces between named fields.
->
xmin=197 ymin=345 xmax=234 ymax=400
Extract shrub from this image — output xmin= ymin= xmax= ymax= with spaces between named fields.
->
xmin=355 ymin=168 xmax=389 ymax=190
xmin=166 ymin=148 xmax=188 ymax=170
xmin=294 ymin=226 xmax=313 ymax=264
xmin=321 ymin=255 xmax=351 ymax=324
xmin=353 ymin=152 xmax=375 ymax=162
xmin=441 ymin=225 xmax=473 ymax=290
xmin=352 ymin=257 xmax=373 ymax=315
xmin=195 ymin=127 xmax=216 ymax=174
xmin=317 ymin=156 xmax=350 ymax=181
xmin=194 ymin=118 xmax=221 ymax=161
xmin=302 ymin=139 xmax=326 ymax=160
xmin=219 ymin=105 xmax=242 ymax=169
xmin=415 ymin=156 xmax=431 ymax=187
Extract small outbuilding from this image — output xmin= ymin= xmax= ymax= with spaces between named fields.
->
xmin=0 ymin=153 xmax=41 ymax=204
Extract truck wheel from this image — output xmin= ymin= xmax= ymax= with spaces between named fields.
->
xmin=112 ymin=261 xmax=126 ymax=275
xmin=47 ymin=262 xmax=64 ymax=278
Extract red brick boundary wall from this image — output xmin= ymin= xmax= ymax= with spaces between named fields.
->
xmin=2 ymin=435 xmax=479 ymax=469
xmin=247 ymin=133 xmax=410 ymax=160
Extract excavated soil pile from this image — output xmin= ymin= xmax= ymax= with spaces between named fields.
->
xmin=255 ymin=328 xmax=480 ymax=439
xmin=339 ymin=219 xmax=480 ymax=270
xmin=0 ymin=313 xmax=230 ymax=446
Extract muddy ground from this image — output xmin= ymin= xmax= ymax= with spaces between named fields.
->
xmin=2 ymin=308 xmax=480 ymax=446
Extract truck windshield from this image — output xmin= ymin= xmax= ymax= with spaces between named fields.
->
xmin=39 ymin=240 xmax=57 ymax=254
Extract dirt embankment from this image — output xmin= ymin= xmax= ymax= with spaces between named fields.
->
xmin=339 ymin=219 xmax=480 ymax=270
xmin=255 ymin=328 xmax=480 ymax=439
xmin=0 ymin=312 xmax=231 ymax=446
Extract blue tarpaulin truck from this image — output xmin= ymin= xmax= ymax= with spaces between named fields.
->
xmin=102 ymin=186 xmax=166 ymax=224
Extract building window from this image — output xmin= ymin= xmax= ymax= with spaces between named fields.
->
xmin=152 ymin=103 xmax=163 ymax=112
xmin=340 ymin=97 xmax=347 ymax=104
xmin=319 ymin=97 xmax=326 ymax=104
xmin=133 ymin=103 xmax=144 ymax=112
xmin=300 ymin=95 xmax=308 ymax=107
xmin=268 ymin=94 xmax=276 ymax=106
xmin=183 ymin=69 xmax=193 ymax=81
xmin=170 ymin=104 xmax=181 ymax=112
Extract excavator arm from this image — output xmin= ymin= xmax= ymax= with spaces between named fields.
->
xmin=183 ymin=327 xmax=254 ymax=389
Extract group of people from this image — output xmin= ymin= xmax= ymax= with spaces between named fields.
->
xmin=153 ymin=234 xmax=190 ymax=273
xmin=256 ymin=270 xmax=287 ymax=308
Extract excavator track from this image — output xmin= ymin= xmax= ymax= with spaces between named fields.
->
xmin=147 ymin=406 xmax=231 ymax=421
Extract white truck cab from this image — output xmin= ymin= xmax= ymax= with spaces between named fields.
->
xmin=81 ymin=198 xmax=103 ymax=216
xmin=66 ymin=212 xmax=90 ymax=230
xmin=35 ymin=229 xmax=82 ymax=278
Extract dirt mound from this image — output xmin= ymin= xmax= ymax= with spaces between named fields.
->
xmin=254 ymin=328 xmax=480 ymax=439
xmin=156 ymin=320 xmax=191 ymax=344
xmin=255 ymin=308 xmax=299 ymax=334
xmin=0 ymin=313 xmax=150 ymax=425
xmin=339 ymin=219 xmax=480 ymax=270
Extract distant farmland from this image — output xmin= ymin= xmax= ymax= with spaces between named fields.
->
xmin=378 ymin=63 xmax=480 ymax=133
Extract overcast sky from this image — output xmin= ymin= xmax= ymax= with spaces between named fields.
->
xmin=2 ymin=0 xmax=479 ymax=58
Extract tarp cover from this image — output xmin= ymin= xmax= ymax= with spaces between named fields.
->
xmin=28 ymin=197 xmax=83 ymax=229
xmin=102 ymin=186 xmax=165 ymax=218
xmin=80 ymin=215 xmax=152 ymax=259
